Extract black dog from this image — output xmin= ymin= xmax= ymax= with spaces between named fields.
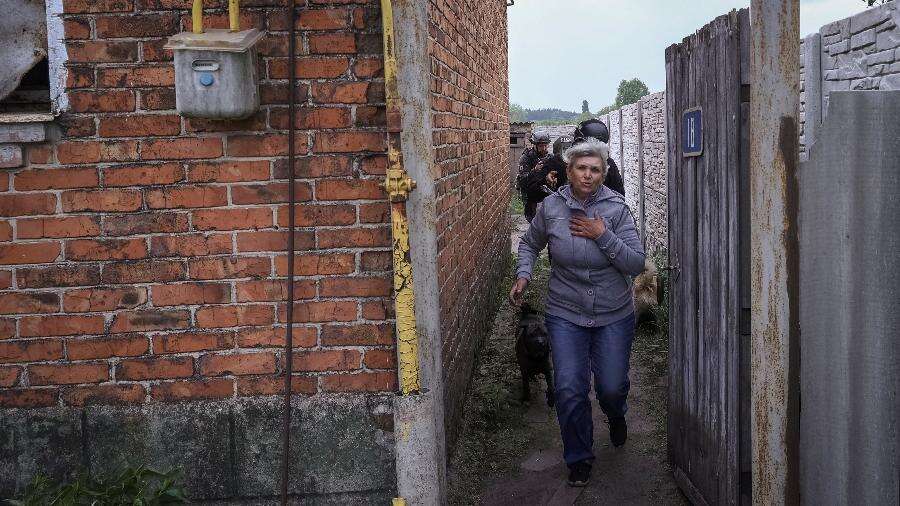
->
xmin=516 ymin=303 xmax=555 ymax=407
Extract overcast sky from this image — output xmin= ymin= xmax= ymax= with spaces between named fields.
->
xmin=508 ymin=0 xmax=872 ymax=111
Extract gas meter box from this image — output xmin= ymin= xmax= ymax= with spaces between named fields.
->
xmin=164 ymin=28 xmax=264 ymax=120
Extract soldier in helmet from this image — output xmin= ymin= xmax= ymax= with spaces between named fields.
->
xmin=516 ymin=132 xmax=553 ymax=221
xmin=536 ymin=119 xmax=625 ymax=197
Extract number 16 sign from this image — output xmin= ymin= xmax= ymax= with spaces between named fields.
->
xmin=682 ymin=107 xmax=703 ymax=157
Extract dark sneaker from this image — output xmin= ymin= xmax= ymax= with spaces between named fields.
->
xmin=567 ymin=461 xmax=592 ymax=487
xmin=610 ymin=417 xmax=627 ymax=447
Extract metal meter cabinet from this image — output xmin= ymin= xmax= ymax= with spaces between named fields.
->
xmin=164 ymin=28 xmax=264 ymax=120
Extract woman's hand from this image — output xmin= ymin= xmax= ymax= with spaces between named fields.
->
xmin=509 ymin=278 xmax=529 ymax=306
xmin=545 ymin=170 xmax=558 ymax=187
xmin=570 ymin=215 xmax=606 ymax=240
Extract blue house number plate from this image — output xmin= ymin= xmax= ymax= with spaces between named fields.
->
xmin=682 ymin=107 xmax=703 ymax=157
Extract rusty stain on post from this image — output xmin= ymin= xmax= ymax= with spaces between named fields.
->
xmin=380 ymin=0 xmax=420 ymax=396
xmin=749 ymin=0 xmax=801 ymax=504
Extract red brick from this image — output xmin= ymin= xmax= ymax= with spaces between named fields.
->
xmin=110 ymin=309 xmax=190 ymax=333
xmin=296 ymin=8 xmax=350 ymax=30
xmin=237 ymin=375 xmax=316 ymax=396
xmin=155 ymin=331 xmax=234 ymax=354
xmin=151 ymin=378 xmax=233 ymax=401
xmin=188 ymin=257 xmax=270 ymax=280
xmin=96 ymin=13 xmax=178 ymax=38
xmin=231 ymin=182 xmax=312 ymax=205
xmin=259 ymin=81 xmax=309 ymax=105
xmin=362 ymin=299 xmax=392 ymax=320
xmin=57 ymin=140 xmax=139 ymax=164
xmin=99 ymin=66 xmax=176 ymax=88
xmin=99 ymin=114 xmax=181 ymax=137
xmin=150 ymin=282 xmax=230 ymax=306
xmin=226 ymin=135 xmax=305 ymax=158
xmin=0 ymin=194 xmax=57 ymax=217
xmin=0 ymin=318 xmax=14 ymax=338
xmin=314 ymin=132 xmax=386 ymax=153
xmin=322 ymin=371 xmax=397 ymax=392
xmin=13 ymin=168 xmax=100 ymax=191
xmin=67 ymin=67 xmax=95 ymax=88
xmin=140 ymin=88 xmax=176 ymax=110
xmin=316 ymin=179 xmax=383 ymax=200
xmin=27 ymin=145 xmax=53 ymax=164
xmin=317 ymin=227 xmax=391 ymax=248
xmin=69 ymin=90 xmax=136 ymax=112
xmin=151 ymin=234 xmax=231 ymax=257
xmin=0 ymin=222 xmax=10 ymax=242
xmin=273 ymin=156 xmax=353 ymax=179
xmin=0 ymin=366 xmax=20 ymax=387
xmin=63 ymin=0 xmax=133 ymax=13
xmin=64 ymin=287 xmax=147 ymax=312
xmin=359 ymin=202 xmax=390 ymax=223
xmin=0 ymin=388 xmax=58 ymax=408
xmin=235 ymin=279 xmax=316 ymax=302
xmin=308 ymin=33 xmax=356 ymax=54
xmin=268 ymin=57 xmax=350 ymax=79
xmin=192 ymin=208 xmax=272 ymax=231
xmin=182 ymin=11 xmax=263 ymax=32
xmin=320 ymin=276 xmax=391 ymax=297
xmin=0 ymin=340 xmax=64 ymax=363
xmin=141 ymin=138 xmax=223 ymax=160
xmin=62 ymin=190 xmax=142 ymax=212
xmin=235 ymin=326 xmax=317 ymax=348
xmin=118 ymin=356 xmax=193 ymax=380
xmin=187 ymin=160 xmax=270 ymax=183
xmin=310 ymin=82 xmax=368 ymax=104
xmin=321 ymin=323 xmax=394 ymax=346
xmin=0 ymin=243 xmax=61 ymax=265
xmin=68 ymin=335 xmax=149 ymax=360
xmin=0 ymin=273 xmax=10 ymax=290
xmin=146 ymin=186 xmax=228 ymax=209
xmin=0 ymin=292 xmax=59 ymax=314
xmin=196 ymin=305 xmax=274 ymax=328
xmin=68 ymin=41 xmax=138 ymax=63
xmin=199 ymin=352 xmax=276 ymax=376
xmin=104 ymin=163 xmax=185 ymax=186
xmin=364 ymin=349 xmax=396 ymax=369
xmin=20 ymin=315 xmax=105 ymax=337
xmin=274 ymin=253 xmax=355 ymax=276
xmin=29 ymin=362 xmax=109 ymax=385
xmin=18 ymin=217 xmax=101 ymax=239
xmin=63 ymin=384 xmax=145 ymax=406
xmin=353 ymin=57 xmax=383 ymax=78
xmin=269 ymin=107 xmax=352 ymax=130
xmin=360 ymin=155 xmax=388 ymax=175
xmin=66 ymin=238 xmax=148 ymax=261
xmin=361 ymin=251 xmax=392 ymax=271
xmin=141 ymin=39 xmax=173 ymax=63
xmin=101 ymin=260 xmax=186 ymax=284
xmin=17 ymin=265 xmax=101 ymax=288
xmin=291 ymin=349 xmax=360 ymax=372
xmin=64 ymin=18 xmax=92 ymax=39
xmin=278 ymin=300 xmax=357 ymax=323
xmin=102 ymin=212 xmax=190 ymax=236
xmin=235 ymin=230 xmax=315 ymax=253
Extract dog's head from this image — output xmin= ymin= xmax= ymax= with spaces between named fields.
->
xmin=519 ymin=303 xmax=550 ymax=358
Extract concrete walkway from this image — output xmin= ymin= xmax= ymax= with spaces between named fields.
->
xmin=475 ymin=362 xmax=686 ymax=505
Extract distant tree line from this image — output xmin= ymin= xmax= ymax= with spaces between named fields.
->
xmin=510 ymin=78 xmax=650 ymax=125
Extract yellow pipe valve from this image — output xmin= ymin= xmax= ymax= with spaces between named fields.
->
xmin=382 ymin=168 xmax=417 ymax=203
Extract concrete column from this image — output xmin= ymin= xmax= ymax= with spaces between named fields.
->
xmin=801 ymin=33 xmax=822 ymax=159
xmin=393 ymin=0 xmax=447 ymax=503
xmin=749 ymin=1 xmax=801 ymax=504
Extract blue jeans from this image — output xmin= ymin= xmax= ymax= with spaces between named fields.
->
xmin=545 ymin=312 xmax=636 ymax=466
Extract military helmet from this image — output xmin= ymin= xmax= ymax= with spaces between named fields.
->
xmin=573 ymin=118 xmax=610 ymax=144
xmin=529 ymin=131 xmax=551 ymax=145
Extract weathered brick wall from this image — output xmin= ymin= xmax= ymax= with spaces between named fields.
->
xmin=0 ymin=0 xmax=397 ymax=408
xmin=801 ymin=2 xmax=900 ymax=155
xmin=428 ymin=0 xmax=510 ymax=444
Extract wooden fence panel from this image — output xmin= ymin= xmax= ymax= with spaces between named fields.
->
xmin=665 ymin=10 xmax=749 ymax=506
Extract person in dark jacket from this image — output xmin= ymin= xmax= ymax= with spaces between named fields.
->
xmin=517 ymin=132 xmax=553 ymax=221
xmin=510 ymin=138 xmax=644 ymax=487
xmin=540 ymin=119 xmax=624 ymax=196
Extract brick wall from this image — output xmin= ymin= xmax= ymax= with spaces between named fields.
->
xmin=0 ymin=0 xmax=397 ymax=409
xmin=428 ymin=0 xmax=510 ymax=444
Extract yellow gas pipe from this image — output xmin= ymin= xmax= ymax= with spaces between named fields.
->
xmin=379 ymin=0 xmax=420 ymax=395
xmin=191 ymin=0 xmax=241 ymax=33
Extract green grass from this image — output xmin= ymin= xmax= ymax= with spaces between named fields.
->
xmin=509 ymin=193 xmax=524 ymax=215
xmin=8 ymin=466 xmax=188 ymax=506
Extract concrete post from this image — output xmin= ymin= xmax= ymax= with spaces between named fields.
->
xmin=801 ymin=33 xmax=822 ymax=160
xmin=393 ymin=0 xmax=447 ymax=503
xmin=749 ymin=1 xmax=801 ymax=504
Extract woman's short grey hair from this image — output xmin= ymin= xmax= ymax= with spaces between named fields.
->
xmin=563 ymin=138 xmax=609 ymax=173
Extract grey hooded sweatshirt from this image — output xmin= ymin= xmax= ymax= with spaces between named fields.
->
xmin=516 ymin=184 xmax=645 ymax=327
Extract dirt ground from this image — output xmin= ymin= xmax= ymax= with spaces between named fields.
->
xmin=448 ymin=212 xmax=687 ymax=505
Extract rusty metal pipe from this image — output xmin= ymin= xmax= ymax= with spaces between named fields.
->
xmin=749 ymin=0 xmax=801 ymax=503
